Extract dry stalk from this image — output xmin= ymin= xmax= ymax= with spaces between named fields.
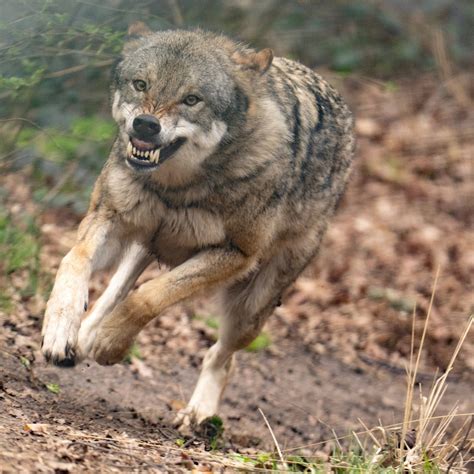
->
xmin=259 ymin=407 xmax=288 ymax=471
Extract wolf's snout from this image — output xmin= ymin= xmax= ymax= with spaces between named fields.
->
xmin=133 ymin=114 xmax=161 ymax=139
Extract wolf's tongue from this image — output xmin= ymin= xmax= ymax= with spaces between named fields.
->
xmin=131 ymin=137 xmax=156 ymax=150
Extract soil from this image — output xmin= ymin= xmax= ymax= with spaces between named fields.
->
xmin=1 ymin=74 xmax=473 ymax=472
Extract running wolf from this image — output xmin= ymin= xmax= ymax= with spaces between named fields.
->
xmin=41 ymin=23 xmax=355 ymax=428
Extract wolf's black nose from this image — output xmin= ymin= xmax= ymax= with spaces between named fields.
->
xmin=133 ymin=114 xmax=161 ymax=138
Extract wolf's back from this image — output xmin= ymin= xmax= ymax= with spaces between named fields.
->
xmin=264 ymin=57 xmax=354 ymax=215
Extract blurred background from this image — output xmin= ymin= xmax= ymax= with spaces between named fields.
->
xmin=0 ymin=0 xmax=473 ymax=465
xmin=1 ymin=0 xmax=472 ymax=212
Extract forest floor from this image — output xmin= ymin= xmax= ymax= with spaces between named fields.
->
xmin=0 ymin=73 xmax=473 ymax=472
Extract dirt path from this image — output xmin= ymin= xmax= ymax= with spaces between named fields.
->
xmin=1 ymin=318 xmax=472 ymax=472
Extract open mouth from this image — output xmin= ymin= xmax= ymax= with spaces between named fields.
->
xmin=126 ymin=136 xmax=186 ymax=170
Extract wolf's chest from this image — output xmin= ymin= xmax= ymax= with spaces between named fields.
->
xmin=151 ymin=207 xmax=226 ymax=266
xmin=107 ymin=166 xmax=226 ymax=264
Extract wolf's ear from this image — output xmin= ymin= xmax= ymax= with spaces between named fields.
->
xmin=232 ymin=48 xmax=273 ymax=74
xmin=122 ymin=22 xmax=152 ymax=54
xmin=127 ymin=21 xmax=152 ymax=38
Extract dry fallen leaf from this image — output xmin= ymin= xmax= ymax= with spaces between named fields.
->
xmin=168 ymin=399 xmax=186 ymax=411
xmin=192 ymin=466 xmax=213 ymax=474
xmin=24 ymin=423 xmax=50 ymax=435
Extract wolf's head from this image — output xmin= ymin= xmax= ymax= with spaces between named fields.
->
xmin=111 ymin=25 xmax=273 ymax=181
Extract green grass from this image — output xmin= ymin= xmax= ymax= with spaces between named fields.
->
xmin=0 ymin=292 xmax=13 ymax=312
xmin=123 ymin=342 xmax=142 ymax=363
xmin=245 ymin=332 xmax=271 ymax=352
xmin=228 ymin=444 xmax=444 ymax=472
xmin=0 ymin=212 xmax=39 ymax=274
xmin=195 ymin=314 xmax=272 ymax=352
xmin=45 ymin=383 xmax=61 ymax=394
xmin=203 ymin=316 xmax=219 ymax=330
xmin=0 ymin=208 xmax=42 ymax=299
xmin=231 ymin=450 xmax=386 ymax=472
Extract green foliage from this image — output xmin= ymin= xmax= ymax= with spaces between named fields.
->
xmin=20 ymin=356 xmax=31 ymax=369
xmin=11 ymin=116 xmax=116 ymax=213
xmin=71 ymin=117 xmax=116 ymax=142
xmin=204 ymin=415 xmax=224 ymax=450
xmin=0 ymin=68 xmax=45 ymax=96
xmin=123 ymin=342 xmax=142 ymax=363
xmin=0 ymin=293 xmax=13 ymax=312
xmin=231 ymin=448 xmax=443 ymax=472
xmin=0 ymin=209 xmax=41 ymax=298
xmin=368 ymin=287 xmax=416 ymax=313
xmin=203 ymin=316 xmax=219 ymax=330
xmin=20 ymin=116 xmax=116 ymax=165
xmin=194 ymin=314 xmax=219 ymax=338
xmin=245 ymin=332 xmax=271 ymax=352
xmin=45 ymin=382 xmax=61 ymax=394
xmin=175 ymin=438 xmax=185 ymax=447
xmin=0 ymin=212 xmax=39 ymax=274
xmin=194 ymin=314 xmax=271 ymax=351
xmin=232 ymin=452 xmax=325 ymax=472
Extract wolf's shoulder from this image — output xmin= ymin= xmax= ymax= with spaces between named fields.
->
xmin=266 ymin=57 xmax=352 ymax=128
xmin=273 ymin=57 xmax=346 ymax=101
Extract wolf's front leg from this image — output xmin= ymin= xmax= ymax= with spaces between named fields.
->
xmin=41 ymin=216 xmax=119 ymax=366
xmin=90 ymin=245 xmax=255 ymax=366
xmin=77 ymin=241 xmax=152 ymax=360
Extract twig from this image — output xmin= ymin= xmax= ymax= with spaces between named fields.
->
xmin=167 ymin=0 xmax=184 ymax=26
xmin=39 ymin=161 xmax=78 ymax=208
xmin=45 ymin=59 xmax=114 ymax=79
xmin=258 ymin=407 xmax=287 ymax=470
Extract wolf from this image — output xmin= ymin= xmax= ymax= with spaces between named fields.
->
xmin=41 ymin=23 xmax=355 ymax=428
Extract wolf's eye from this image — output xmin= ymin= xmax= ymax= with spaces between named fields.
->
xmin=183 ymin=95 xmax=201 ymax=106
xmin=132 ymin=80 xmax=147 ymax=92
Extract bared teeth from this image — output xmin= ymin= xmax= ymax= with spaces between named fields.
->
xmin=128 ymin=140 xmax=161 ymax=163
xmin=150 ymin=148 xmax=160 ymax=163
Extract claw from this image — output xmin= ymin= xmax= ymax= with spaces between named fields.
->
xmin=173 ymin=411 xmax=194 ymax=435
xmin=43 ymin=350 xmax=51 ymax=363
xmin=53 ymin=356 xmax=76 ymax=368
xmin=46 ymin=343 xmax=77 ymax=368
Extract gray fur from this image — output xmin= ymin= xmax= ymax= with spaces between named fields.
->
xmin=41 ymin=27 xmax=355 ymax=427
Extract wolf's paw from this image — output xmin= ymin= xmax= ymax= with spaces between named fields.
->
xmin=41 ymin=290 xmax=87 ymax=367
xmin=76 ymin=316 xmax=99 ymax=362
xmin=172 ymin=408 xmax=197 ymax=435
xmin=173 ymin=406 xmax=216 ymax=434
xmin=90 ymin=322 xmax=135 ymax=366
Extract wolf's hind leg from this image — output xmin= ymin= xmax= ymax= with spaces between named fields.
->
xmin=173 ymin=298 xmax=274 ymax=430
xmin=77 ymin=241 xmax=152 ymax=361
xmin=174 ymin=236 xmax=320 ymax=429
xmin=173 ymin=340 xmax=235 ymax=429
